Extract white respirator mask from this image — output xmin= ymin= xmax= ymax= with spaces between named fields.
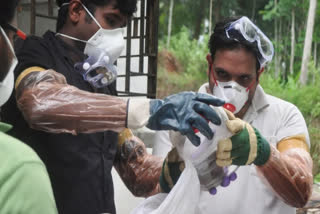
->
xmin=56 ymin=3 xmax=125 ymax=87
xmin=0 ymin=27 xmax=18 ymax=107
xmin=212 ymin=80 xmax=249 ymax=114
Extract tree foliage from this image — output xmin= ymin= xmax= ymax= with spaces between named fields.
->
xmin=159 ymin=0 xmax=320 ymax=82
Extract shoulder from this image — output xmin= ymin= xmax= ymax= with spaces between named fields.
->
xmin=252 ymin=85 xmax=304 ymax=124
xmin=0 ymin=133 xmax=57 ymax=213
xmin=262 ymin=93 xmax=305 ymax=127
xmin=14 ymin=31 xmax=57 ymax=74
xmin=262 ymin=94 xmax=310 ymax=145
xmin=15 ymin=33 xmax=50 ymax=55
xmin=0 ymin=132 xmax=45 ymax=171
xmin=265 ymin=93 xmax=301 ymax=115
xmin=266 ymin=93 xmax=296 ymax=107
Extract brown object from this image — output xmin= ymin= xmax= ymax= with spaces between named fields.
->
xmin=257 ymin=145 xmax=313 ymax=208
xmin=114 ymin=129 xmax=163 ymax=197
xmin=16 ymin=69 xmax=127 ymax=134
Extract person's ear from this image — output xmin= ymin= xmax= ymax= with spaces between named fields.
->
xmin=206 ymin=53 xmax=213 ymax=75
xmin=68 ymin=0 xmax=85 ymax=24
xmin=206 ymin=53 xmax=213 ymax=65
xmin=257 ymin=67 xmax=264 ymax=80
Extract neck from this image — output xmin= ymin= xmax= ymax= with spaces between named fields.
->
xmin=57 ymin=27 xmax=86 ymax=51
xmin=235 ymin=101 xmax=250 ymax=119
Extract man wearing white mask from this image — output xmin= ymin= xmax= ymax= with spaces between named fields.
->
xmin=1 ymin=0 xmax=226 ymax=214
xmin=0 ymin=1 xmax=57 ymax=213
xmin=153 ymin=16 xmax=313 ymax=214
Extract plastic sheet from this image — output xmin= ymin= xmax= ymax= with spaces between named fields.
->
xmin=15 ymin=69 xmax=127 ymax=134
xmin=114 ymin=129 xmax=163 ymax=197
xmin=257 ymin=145 xmax=313 ymax=208
xmin=190 ymin=107 xmax=236 ymax=193
xmin=131 ymin=130 xmax=201 ymax=214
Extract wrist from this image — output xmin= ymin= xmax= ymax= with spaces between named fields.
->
xmin=159 ymin=160 xmax=172 ymax=193
xmin=146 ymin=99 xmax=164 ymax=130
xmin=159 ymin=148 xmax=185 ymax=193
xmin=126 ymin=98 xmax=151 ymax=129
xmin=253 ymin=128 xmax=271 ymax=166
xmin=149 ymin=99 xmax=164 ymax=115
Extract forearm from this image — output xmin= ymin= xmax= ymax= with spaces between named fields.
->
xmin=16 ymin=69 xmax=127 ymax=134
xmin=114 ymin=129 xmax=163 ymax=197
xmin=114 ymin=153 xmax=163 ymax=197
xmin=257 ymin=145 xmax=313 ymax=208
xmin=217 ymin=110 xmax=313 ymax=207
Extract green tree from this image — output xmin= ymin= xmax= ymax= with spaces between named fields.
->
xmin=300 ymin=0 xmax=317 ymax=85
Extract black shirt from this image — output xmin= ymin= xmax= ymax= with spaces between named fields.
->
xmin=2 ymin=31 xmax=119 ymax=214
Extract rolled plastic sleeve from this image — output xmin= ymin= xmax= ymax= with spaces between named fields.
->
xmin=257 ymin=144 xmax=313 ymax=208
xmin=15 ymin=69 xmax=128 ymax=134
xmin=114 ymin=129 xmax=163 ymax=197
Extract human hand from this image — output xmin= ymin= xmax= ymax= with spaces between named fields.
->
xmin=216 ymin=110 xmax=271 ymax=167
xmin=147 ymin=92 xmax=225 ymax=146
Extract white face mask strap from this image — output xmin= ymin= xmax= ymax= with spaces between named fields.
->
xmin=61 ymin=3 xmax=70 ymax=7
xmin=60 ymin=2 xmax=70 ymax=9
xmin=55 ymin=2 xmax=88 ymax=43
xmin=81 ymin=3 xmax=102 ymax=29
xmin=55 ymin=32 xmax=87 ymax=43
xmin=58 ymin=2 xmax=102 ymax=29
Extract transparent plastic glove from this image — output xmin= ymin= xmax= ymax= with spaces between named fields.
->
xmin=257 ymin=145 xmax=313 ymax=208
xmin=16 ymin=69 xmax=127 ymax=134
xmin=114 ymin=128 xmax=163 ymax=197
xmin=147 ymin=92 xmax=225 ymax=146
xmin=216 ymin=110 xmax=271 ymax=166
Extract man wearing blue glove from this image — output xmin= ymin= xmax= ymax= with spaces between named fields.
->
xmin=1 ymin=0 xmax=223 ymax=213
xmin=153 ymin=16 xmax=313 ymax=214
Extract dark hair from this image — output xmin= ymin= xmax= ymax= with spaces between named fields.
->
xmin=56 ymin=0 xmax=137 ymax=31
xmin=0 ymin=0 xmax=20 ymax=25
xmin=209 ymin=16 xmax=261 ymax=71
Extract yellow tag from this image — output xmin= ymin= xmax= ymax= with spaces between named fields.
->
xmin=118 ymin=128 xmax=134 ymax=146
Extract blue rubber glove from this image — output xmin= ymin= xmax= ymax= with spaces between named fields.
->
xmin=147 ymin=92 xmax=225 ymax=146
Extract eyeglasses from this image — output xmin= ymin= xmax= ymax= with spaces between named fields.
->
xmin=225 ymin=16 xmax=274 ymax=68
xmin=1 ymin=23 xmax=26 ymax=40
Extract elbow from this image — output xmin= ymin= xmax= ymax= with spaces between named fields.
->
xmin=130 ymin=188 xmax=147 ymax=198
xmin=289 ymin=195 xmax=309 ymax=208
xmin=16 ymin=93 xmax=39 ymax=126
xmin=16 ymin=92 xmax=74 ymax=134
xmin=283 ymin=175 xmax=313 ymax=208
xmin=129 ymin=182 xmax=160 ymax=198
xmin=291 ymin=184 xmax=313 ymax=208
